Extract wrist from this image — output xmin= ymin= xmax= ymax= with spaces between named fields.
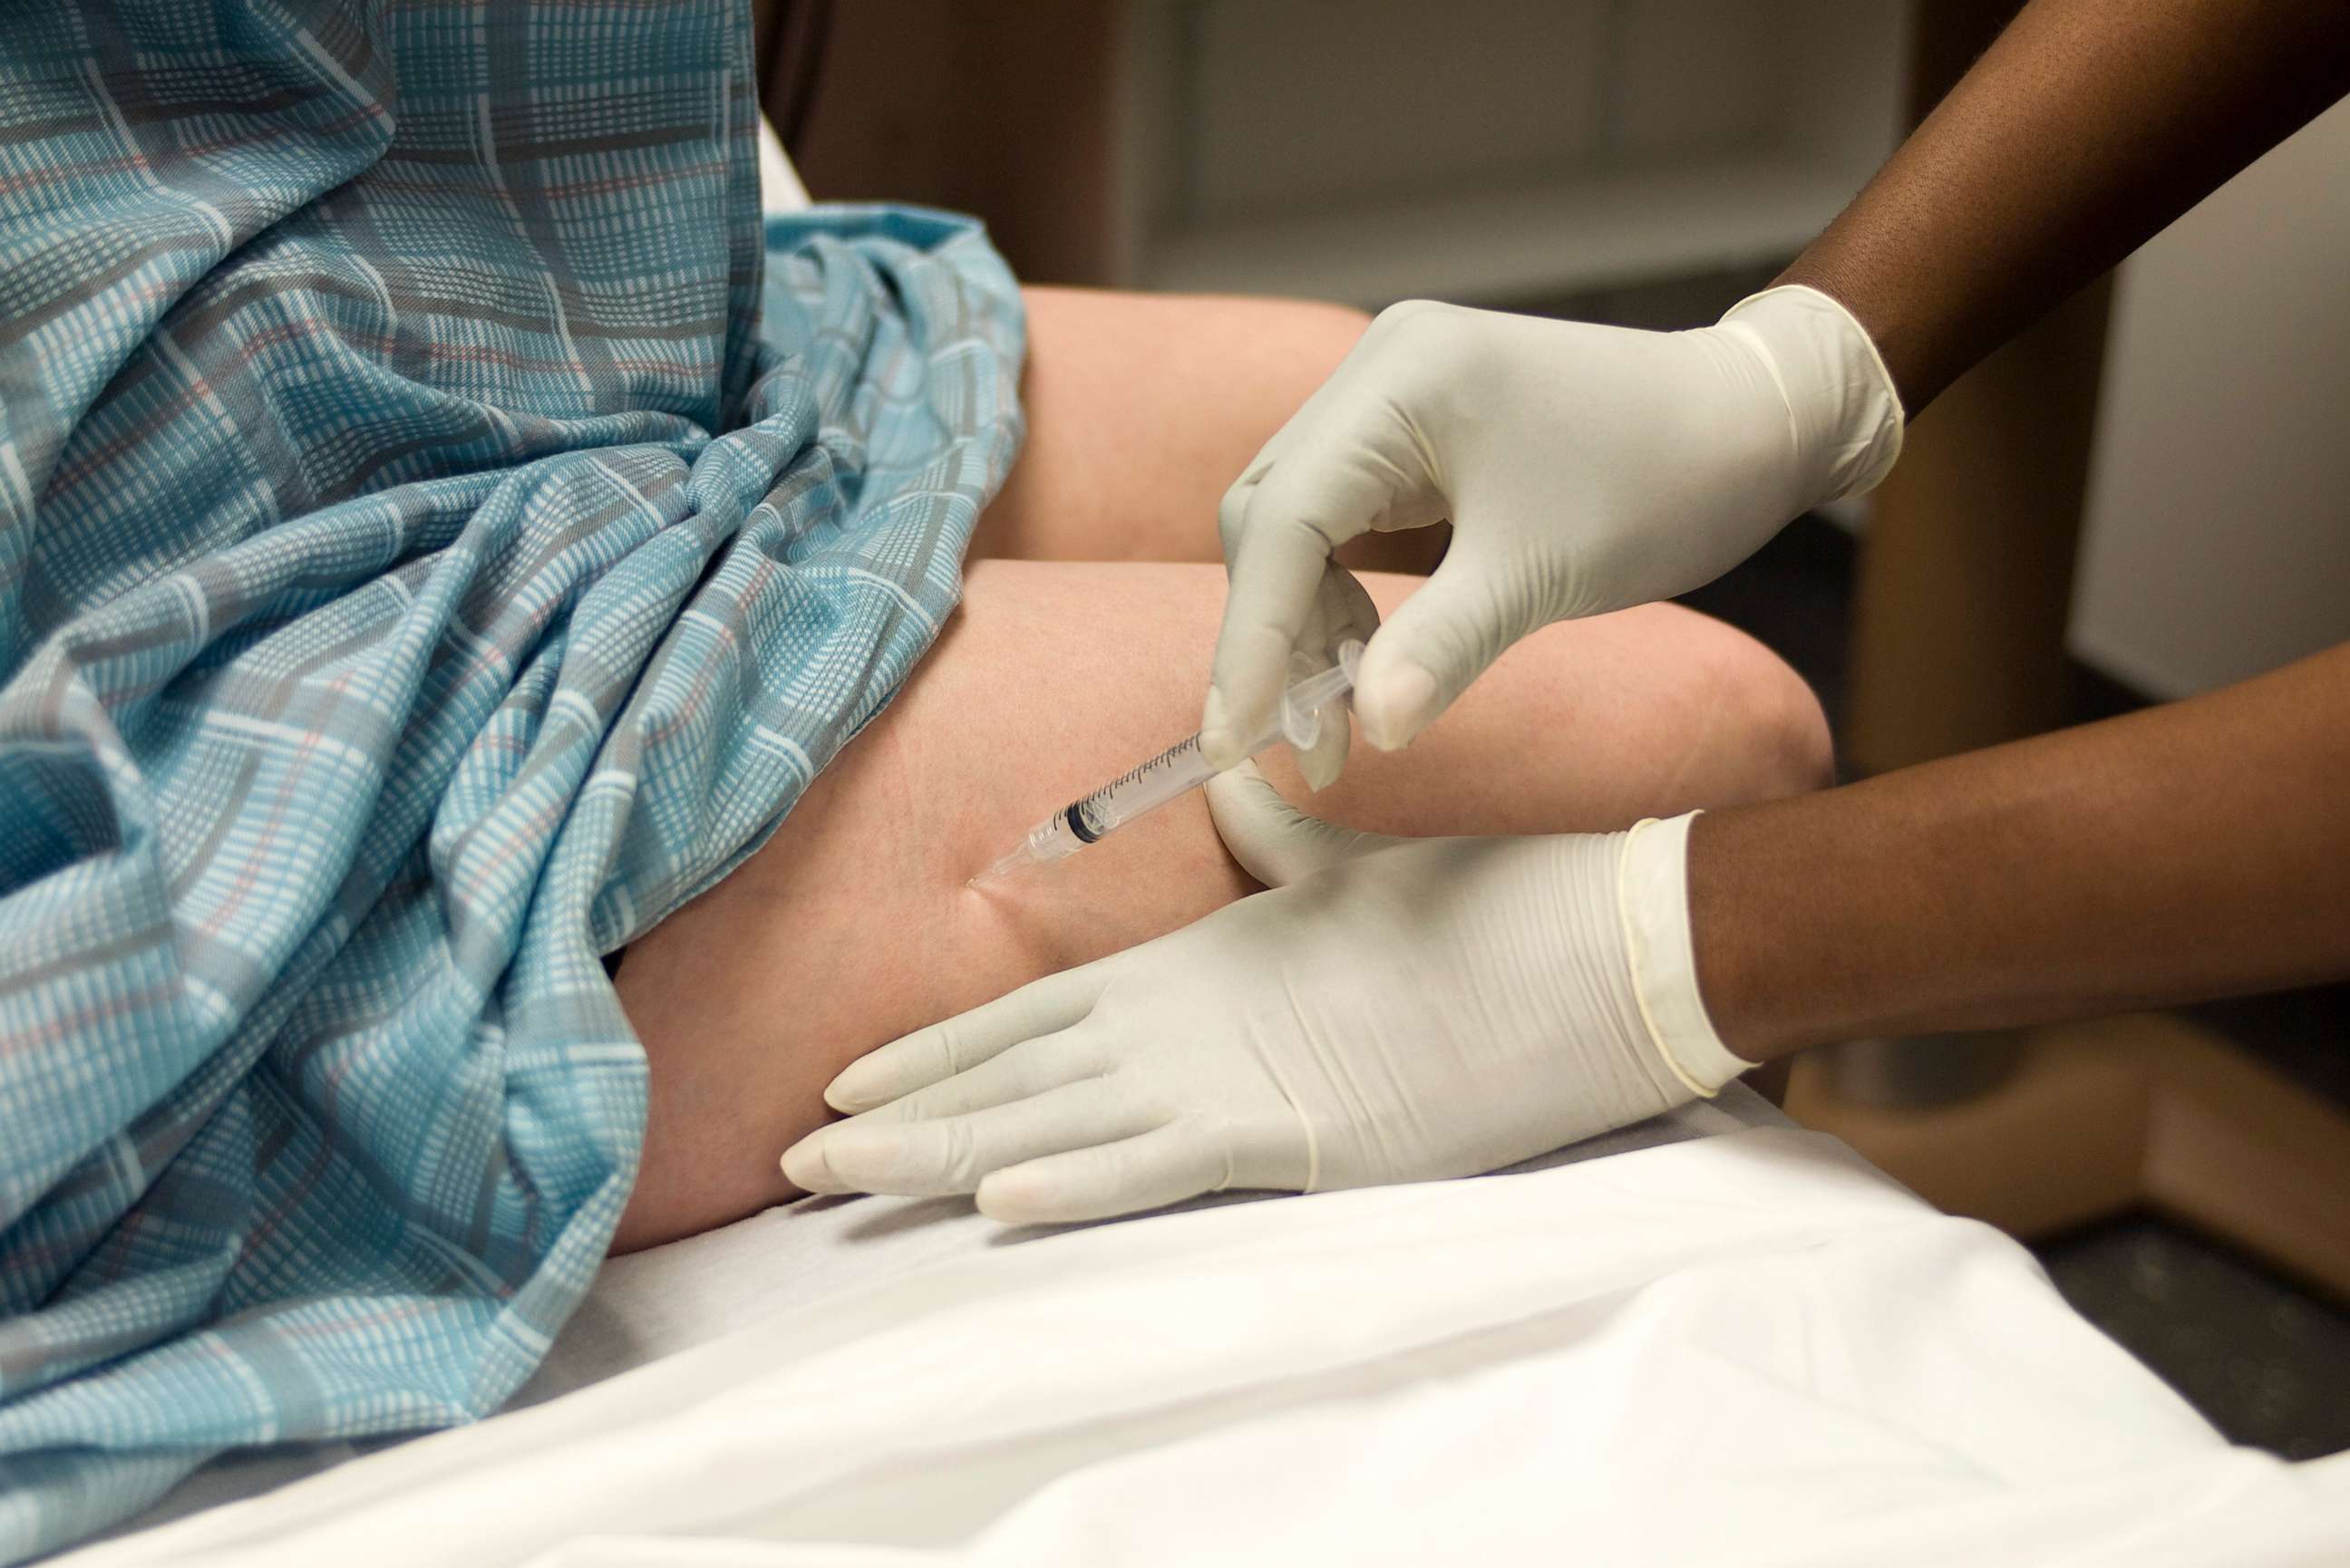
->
xmin=1616 ymin=812 xmax=1753 ymax=1092
xmin=1715 ymin=285 xmax=1906 ymax=506
xmin=1683 ymin=807 xmax=1817 ymax=1064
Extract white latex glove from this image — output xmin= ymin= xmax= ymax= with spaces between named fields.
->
xmin=779 ymin=766 xmax=1753 ymax=1224
xmin=1202 ymin=285 xmax=1902 ymax=784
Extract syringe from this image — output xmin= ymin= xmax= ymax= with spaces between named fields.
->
xmin=972 ymin=640 xmax=1365 ymax=884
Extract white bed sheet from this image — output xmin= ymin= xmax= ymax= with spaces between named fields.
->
xmin=97 ymin=1091 xmax=1769 ymax=1540
xmin=65 ymin=1086 xmax=2350 ymax=1567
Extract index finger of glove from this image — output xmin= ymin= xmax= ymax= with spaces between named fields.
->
xmin=816 ymin=1077 xmax=1159 ymax=1198
xmin=1205 ymin=458 xmax=1387 ymax=769
xmin=824 ymin=962 xmax=1108 ymax=1114
xmin=854 ymin=1027 xmax=1103 ymax=1127
xmin=1288 ymin=565 xmax=1381 ymax=789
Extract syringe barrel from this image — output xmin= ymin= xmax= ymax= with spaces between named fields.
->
xmin=1068 ymin=732 xmax=1219 ymax=838
xmin=1023 ymin=639 xmax=1367 ymax=868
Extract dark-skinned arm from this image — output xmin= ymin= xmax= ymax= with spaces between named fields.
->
xmin=1778 ymin=0 xmax=2350 ymax=410
xmin=1695 ymin=0 xmax=2350 ymax=1058
xmin=1695 ymin=643 xmax=2350 ymax=1060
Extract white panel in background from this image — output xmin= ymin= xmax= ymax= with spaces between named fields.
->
xmin=2071 ymin=96 xmax=2350 ymax=699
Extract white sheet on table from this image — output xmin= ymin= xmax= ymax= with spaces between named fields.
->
xmin=102 ymin=1090 xmax=1771 ymax=1544
xmin=62 ymin=1100 xmax=2350 ymax=1567
xmin=514 ymin=1084 xmax=1774 ymax=1410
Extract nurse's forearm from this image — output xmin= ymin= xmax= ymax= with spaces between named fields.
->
xmin=1688 ymin=642 xmax=2350 ymax=1062
xmin=1775 ymin=0 xmax=2350 ymax=410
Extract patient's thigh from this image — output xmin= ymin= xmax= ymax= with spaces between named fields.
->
xmin=608 ymin=560 xmax=1828 ymax=1251
xmin=972 ymin=286 xmax=1441 ymax=576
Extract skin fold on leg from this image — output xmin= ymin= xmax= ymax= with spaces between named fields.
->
xmin=609 ymin=559 xmax=1831 ymax=1252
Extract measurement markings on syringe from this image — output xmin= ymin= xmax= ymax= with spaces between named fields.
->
xmin=972 ymin=641 xmax=1363 ymax=885
xmin=1065 ymin=737 xmax=1204 ymax=840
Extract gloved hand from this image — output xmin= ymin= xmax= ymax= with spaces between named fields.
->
xmin=779 ymin=766 xmax=1753 ymax=1224
xmin=1201 ymin=285 xmax=1901 ymax=785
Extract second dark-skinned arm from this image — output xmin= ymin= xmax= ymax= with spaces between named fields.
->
xmin=1693 ymin=643 xmax=2350 ymax=1061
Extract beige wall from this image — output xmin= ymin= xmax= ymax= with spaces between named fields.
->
xmin=2071 ymin=97 xmax=2350 ymax=699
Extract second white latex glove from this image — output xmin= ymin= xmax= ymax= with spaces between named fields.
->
xmin=1203 ymin=286 xmax=1902 ymax=779
xmin=780 ymin=768 xmax=1752 ymax=1224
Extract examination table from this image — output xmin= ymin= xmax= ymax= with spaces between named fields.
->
xmin=59 ymin=1084 xmax=2350 ymax=1566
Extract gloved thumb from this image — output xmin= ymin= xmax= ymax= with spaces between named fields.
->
xmin=1207 ymin=760 xmax=1401 ymax=888
xmin=1353 ymin=540 xmax=1529 ymax=750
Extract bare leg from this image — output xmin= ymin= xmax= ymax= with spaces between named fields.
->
xmin=610 ymin=560 xmax=1829 ymax=1251
xmin=971 ymin=287 xmax=1443 ymax=576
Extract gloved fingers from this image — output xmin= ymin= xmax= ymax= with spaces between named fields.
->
xmin=976 ymin=1123 xmax=1232 ymax=1225
xmin=1204 ymin=426 xmax=1425 ymax=769
xmin=1201 ymin=450 xmax=1283 ymax=773
xmin=1353 ymin=534 xmax=1534 ymax=751
xmin=1203 ymin=519 xmax=1342 ymax=770
xmin=850 ymin=1026 xmax=1102 ymax=1127
xmin=1326 ymin=555 xmax=1384 ymax=644
xmin=1289 ymin=566 xmax=1381 ymax=791
xmin=1213 ymin=445 xmax=1279 ymax=566
xmin=805 ymin=1078 xmax=1159 ymax=1199
xmin=823 ymin=962 xmax=1108 ymax=1114
xmin=1206 ymin=760 xmax=1402 ymax=888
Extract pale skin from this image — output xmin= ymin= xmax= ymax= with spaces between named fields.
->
xmin=609 ymin=287 xmax=1831 ymax=1251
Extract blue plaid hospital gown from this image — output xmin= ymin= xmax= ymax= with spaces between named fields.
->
xmin=0 ymin=1 xmax=1024 ymax=1556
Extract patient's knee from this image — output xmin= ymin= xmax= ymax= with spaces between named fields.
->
xmin=1710 ymin=628 xmax=1835 ymax=799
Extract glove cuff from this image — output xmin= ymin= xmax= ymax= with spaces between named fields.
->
xmin=1617 ymin=811 xmax=1751 ymax=1097
xmin=1716 ymin=284 xmax=1905 ymax=504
